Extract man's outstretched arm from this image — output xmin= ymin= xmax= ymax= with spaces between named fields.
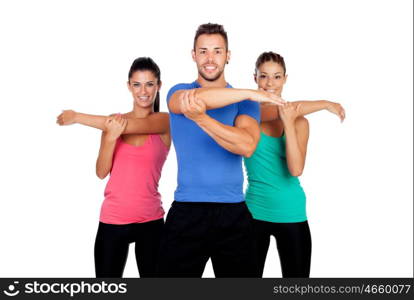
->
xmin=168 ymin=88 xmax=284 ymax=114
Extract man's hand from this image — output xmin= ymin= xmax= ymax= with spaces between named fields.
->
xmin=181 ymin=89 xmax=207 ymax=122
xmin=256 ymin=88 xmax=286 ymax=105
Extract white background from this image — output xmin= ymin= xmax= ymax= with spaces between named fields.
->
xmin=0 ymin=0 xmax=412 ymax=278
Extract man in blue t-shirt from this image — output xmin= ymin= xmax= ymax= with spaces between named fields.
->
xmin=157 ymin=23 xmax=284 ymax=277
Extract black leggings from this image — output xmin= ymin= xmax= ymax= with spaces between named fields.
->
xmin=94 ymin=218 xmax=164 ymax=278
xmin=252 ymin=219 xmax=312 ymax=278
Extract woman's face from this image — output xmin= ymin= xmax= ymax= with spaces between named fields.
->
xmin=255 ymin=61 xmax=287 ymax=96
xmin=128 ymin=70 xmax=160 ymax=109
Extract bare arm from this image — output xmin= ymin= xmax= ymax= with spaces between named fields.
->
xmin=123 ymin=113 xmax=169 ymax=134
xmin=57 ymin=110 xmax=169 ymax=134
xmin=284 ymin=118 xmax=309 ymax=176
xmin=168 ymin=88 xmax=284 ymax=114
xmin=195 ymin=114 xmax=260 ymax=157
xmin=278 ymin=104 xmax=310 ymax=176
xmin=96 ymin=116 xmax=127 ymax=179
xmin=96 ymin=132 xmax=117 ymax=179
xmin=181 ymin=91 xmax=260 ymax=157
xmin=261 ymin=100 xmax=345 ymax=122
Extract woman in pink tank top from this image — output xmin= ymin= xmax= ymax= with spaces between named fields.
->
xmin=57 ymin=57 xmax=170 ymax=277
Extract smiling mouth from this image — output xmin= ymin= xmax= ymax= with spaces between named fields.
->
xmin=264 ymin=89 xmax=276 ymax=93
xmin=138 ymin=96 xmax=150 ymax=101
xmin=203 ymin=65 xmax=217 ymax=72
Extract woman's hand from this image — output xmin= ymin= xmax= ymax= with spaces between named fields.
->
xmin=56 ymin=110 xmax=77 ymax=125
xmin=279 ymin=102 xmax=302 ymax=125
xmin=326 ymin=101 xmax=346 ymax=122
xmin=104 ymin=115 xmax=127 ymax=141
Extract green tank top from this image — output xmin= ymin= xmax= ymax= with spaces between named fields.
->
xmin=244 ymin=131 xmax=307 ymax=223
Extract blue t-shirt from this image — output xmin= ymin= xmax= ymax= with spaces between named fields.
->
xmin=167 ymin=81 xmax=260 ymax=203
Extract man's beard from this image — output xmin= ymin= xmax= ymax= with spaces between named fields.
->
xmin=198 ymin=68 xmax=224 ymax=82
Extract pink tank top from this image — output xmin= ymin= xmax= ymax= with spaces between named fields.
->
xmin=100 ymin=134 xmax=169 ymax=224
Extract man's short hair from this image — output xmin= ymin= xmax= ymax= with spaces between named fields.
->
xmin=193 ymin=23 xmax=228 ymax=50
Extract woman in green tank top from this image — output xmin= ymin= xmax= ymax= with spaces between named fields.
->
xmin=244 ymin=52 xmax=345 ymax=278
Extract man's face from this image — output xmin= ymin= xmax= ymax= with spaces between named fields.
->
xmin=192 ymin=34 xmax=230 ymax=82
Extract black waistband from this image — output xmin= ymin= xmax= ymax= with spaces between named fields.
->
xmin=172 ymin=200 xmax=246 ymax=208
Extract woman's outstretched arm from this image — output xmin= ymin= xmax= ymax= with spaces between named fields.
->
xmin=57 ymin=110 xmax=169 ymax=134
xmin=261 ymin=100 xmax=345 ymax=122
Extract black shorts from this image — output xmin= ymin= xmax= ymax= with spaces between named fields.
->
xmin=157 ymin=201 xmax=258 ymax=277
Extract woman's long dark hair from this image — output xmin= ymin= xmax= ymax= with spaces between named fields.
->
xmin=128 ymin=57 xmax=161 ymax=112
